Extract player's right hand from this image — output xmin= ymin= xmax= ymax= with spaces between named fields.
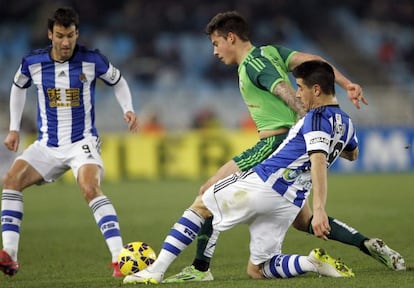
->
xmin=347 ymin=83 xmax=368 ymax=109
xmin=124 ymin=111 xmax=139 ymax=133
xmin=4 ymin=131 xmax=20 ymax=152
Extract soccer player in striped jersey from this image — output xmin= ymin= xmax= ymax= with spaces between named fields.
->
xmin=123 ymin=60 xmax=359 ymax=284
xmin=163 ymin=11 xmax=404 ymax=283
xmin=0 ymin=7 xmax=138 ymax=277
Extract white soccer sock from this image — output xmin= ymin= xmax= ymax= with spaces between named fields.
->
xmin=1 ymin=189 xmax=23 ymax=261
xmin=89 ymin=195 xmax=123 ymax=262
xmin=262 ymin=254 xmax=316 ymax=278
xmin=149 ymin=209 xmax=204 ymax=273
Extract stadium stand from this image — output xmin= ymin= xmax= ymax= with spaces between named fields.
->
xmin=0 ymin=0 xmax=412 ymax=132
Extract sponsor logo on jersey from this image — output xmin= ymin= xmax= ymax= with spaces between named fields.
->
xmin=309 ymin=137 xmax=329 ymax=145
xmin=110 ymin=67 xmax=117 ymax=81
xmin=283 ymin=168 xmax=300 ymax=181
xmin=47 ymin=88 xmax=80 ymax=107
xmin=282 ymin=168 xmax=312 ymax=189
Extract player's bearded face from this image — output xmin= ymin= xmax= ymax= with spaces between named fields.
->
xmin=49 ymin=24 xmax=78 ymax=62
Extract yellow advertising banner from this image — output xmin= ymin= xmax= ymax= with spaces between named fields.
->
xmin=98 ymin=130 xmax=257 ymax=181
xmin=36 ymin=130 xmax=257 ymax=182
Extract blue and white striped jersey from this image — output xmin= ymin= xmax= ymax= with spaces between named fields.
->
xmin=253 ymin=105 xmax=358 ymax=208
xmin=13 ymin=44 xmax=121 ymax=147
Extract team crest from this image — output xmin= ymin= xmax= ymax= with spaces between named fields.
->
xmin=79 ymin=73 xmax=87 ymax=83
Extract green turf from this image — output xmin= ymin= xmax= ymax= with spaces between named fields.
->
xmin=1 ymin=173 xmax=413 ymax=287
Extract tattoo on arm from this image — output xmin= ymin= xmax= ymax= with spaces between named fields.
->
xmin=273 ymin=81 xmax=305 ymax=117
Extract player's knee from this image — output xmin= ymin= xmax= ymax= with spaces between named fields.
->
xmin=2 ymin=171 xmax=12 ymax=188
xmin=79 ymin=183 xmax=102 ymax=202
xmin=2 ymin=171 xmax=22 ymax=190
xmin=292 ymin=212 xmax=312 ymax=232
xmin=292 ymin=218 xmax=306 ymax=231
xmin=189 ymin=196 xmax=211 ymax=219
xmin=198 ymin=184 xmax=207 ymax=195
xmin=199 ymin=179 xmax=214 ymax=195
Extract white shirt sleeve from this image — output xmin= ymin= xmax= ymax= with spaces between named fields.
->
xmin=113 ymin=76 xmax=135 ymax=114
xmin=9 ymin=84 xmax=27 ymax=131
xmin=100 ymin=63 xmax=121 ymax=85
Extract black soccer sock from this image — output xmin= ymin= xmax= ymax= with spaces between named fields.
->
xmin=192 ymin=216 xmax=214 ymax=272
xmin=308 ymin=216 xmax=370 ymax=254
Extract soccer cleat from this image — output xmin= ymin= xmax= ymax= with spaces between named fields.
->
xmin=111 ymin=262 xmax=123 ymax=277
xmin=308 ymin=248 xmax=354 ymax=278
xmin=122 ymin=268 xmax=163 ymax=285
xmin=0 ymin=250 xmax=19 ymax=276
xmin=364 ymin=238 xmax=406 ymax=271
xmin=163 ymin=265 xmax=214 ymax=283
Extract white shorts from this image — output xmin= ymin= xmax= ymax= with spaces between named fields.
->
xmin=202 ymin=170 xmax=300 ymax=265
xmin=17 ymin=136 xmax=104 ymax=183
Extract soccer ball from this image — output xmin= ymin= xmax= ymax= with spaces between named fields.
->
xmin=117 ymin=241 xmax=157 ymax=276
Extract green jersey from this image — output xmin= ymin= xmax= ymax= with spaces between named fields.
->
xmin=238 ymin=45 xmax=297 ymax=131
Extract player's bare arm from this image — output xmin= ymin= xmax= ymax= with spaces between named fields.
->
xmin=289 ymin=52 xmax=368 ymax=109
xmin=273 ymin=81 xmax=305 ymax=117
xmin=309 ymin=152 xmax=330 ymax=241
xmin=340 ymin=147 xmax=359 ymax=161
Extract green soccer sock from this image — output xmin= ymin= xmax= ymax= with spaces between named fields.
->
xmin=192 ymin=216 xmax=214 ymax=271
xmin=308 ymin=216 xmax=371 ymax=255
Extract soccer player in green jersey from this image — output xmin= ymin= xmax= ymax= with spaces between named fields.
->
xmin=163 ymin=11 xmax=405 ymax=283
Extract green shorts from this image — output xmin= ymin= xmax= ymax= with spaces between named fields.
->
xmin=233 ymin=133 xmax=288 ymax=171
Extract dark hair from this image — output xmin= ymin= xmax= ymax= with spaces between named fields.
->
xmin=48 ymin=7 xmax=79 ymax=31
xmin=205 ymin=11 xmax=250 ymax=41
xmin=292 ymin=60 xmax=335 ymax=95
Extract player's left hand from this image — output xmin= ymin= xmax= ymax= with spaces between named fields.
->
xmin=124 ymin=111 xmax=138 ymax=133
xmin=347 ymin=83 xmax=368 ymax=109
xmin=311 ymin=209 xmax=331 ymax=241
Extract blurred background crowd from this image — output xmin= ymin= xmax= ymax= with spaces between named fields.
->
xmin=0 ymin=0 xmax=413 ymax=133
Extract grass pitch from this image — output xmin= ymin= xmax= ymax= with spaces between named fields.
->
xmin=0 ymin=173 xmax=413 ymax=287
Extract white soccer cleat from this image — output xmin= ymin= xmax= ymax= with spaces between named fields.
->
xmin=364 ymin=238 xmax=406 ymax=271
xmin=308 ymin=248 xmax=355 ymax=278
xmin=122 ymin=268 xmax=163 ymax=285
